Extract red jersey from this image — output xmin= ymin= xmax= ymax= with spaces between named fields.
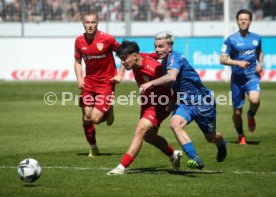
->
xmin=74 ymin=30 xmax=120 ymax=86
xmin=133 ymin=54 xmax=171 ymax=104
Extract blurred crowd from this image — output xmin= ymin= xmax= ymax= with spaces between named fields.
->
xmin=0 ymin=0 xmax=275 ymax=22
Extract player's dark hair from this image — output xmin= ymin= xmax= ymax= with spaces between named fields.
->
xmin=82 ymin=11 xmax=98 ymax=21
xmin=116 ymin=41 xmax=140 ymax=57
xmin=236 ymin=9 xmax=252 ymax=21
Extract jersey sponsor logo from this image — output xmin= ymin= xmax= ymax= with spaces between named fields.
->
xmin=97 ymin=43 xmax=104 ymax=51
xmin=82 ymin=47 xmax=87 ymax=50
xmin=11 ymin=69 xmax=69 ymax=80
xmin=82 ymin=54 xmax=106 ymax=60
xmin=252 ymin=40 xmax=259 ymax=46
xmin=236 ymin=43 xmax=244 ymax=46
xmin=239 ymin=49 xmax=255 ymax=56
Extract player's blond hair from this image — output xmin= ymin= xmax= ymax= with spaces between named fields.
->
xmin=155 ymin=31 xmax=174 ymax=46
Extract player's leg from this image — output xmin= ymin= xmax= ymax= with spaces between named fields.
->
xmin=194 ymin=105 xmax=227 ymax=162
xmin=170 ymin=105 xmax=204 ymax=169
xmin=90 ymin=93 xmax=114 ymax=125
xmin=246 ymin=78 xmax=261 ymax=132
xmin=81 ymin=105 xmax=99 ymax=157
xmin=205 ymin=132 xmax=227 ymax=162
xmin=144 ymin=128 xmax=182 ymax=170
xmin=231 ymin=81 xmax=246 ymax=144
xmin=107 ymin=118 xmax=153 ymax=175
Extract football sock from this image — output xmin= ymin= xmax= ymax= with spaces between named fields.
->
xmin=162 ymin=144 xmax=174 ymax=157
xmin=91 ymin=144 xmax=97 ymax=149
xmin=83 ymin=123 xmax=96 ymax=145
xmin=120 ymin=153 xmax=134 ymax=168
xmin=247 ymin=110 xmax=256 ymax=117
xmin=182 ymin=142 xmax=198 ymax=159
xmin=235 ymin=126 xmax=244 ymax=135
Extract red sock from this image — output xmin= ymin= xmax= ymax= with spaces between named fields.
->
xmin=83 ymin=123 xmax=96 ymax=145
xmin=162 ymin=144 xmax=174 ymax=157
xmin=120 ymin=153 xmax=134 ymax=168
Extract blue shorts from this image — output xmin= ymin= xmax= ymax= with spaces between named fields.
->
xmin=231 ymin=76 xmax=260 ymax=109
xmin=172 ymin=103 xmax=216 ymax=135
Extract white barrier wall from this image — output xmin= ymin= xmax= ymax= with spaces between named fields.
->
xmin=1 ymin=21 xmax=276 ymax=37
xmin=0 ymin=38 xmax=76 ymax=80
xmin=1 ymin=38 xmax=276 ymax=81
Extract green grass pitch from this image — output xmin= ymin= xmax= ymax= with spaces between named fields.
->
xmin=0 ymin=81 xmax=275 ymax=197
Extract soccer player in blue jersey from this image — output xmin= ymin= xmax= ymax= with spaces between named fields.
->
xmin=220 ymin=9 xmax=264 ymax=145
xmin=140 ymin=32 xmax=227 ymax=169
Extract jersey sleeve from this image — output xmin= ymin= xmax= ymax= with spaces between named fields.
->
xmin=74 ymin=39 xmax=82 ymax=59
xmin=166 ymin=53 xmax=181 ymax=71
xmin=109 ymin=36 xmax=120 ymax=52
xmin=221 ymin=37 xmax=232 ymax=55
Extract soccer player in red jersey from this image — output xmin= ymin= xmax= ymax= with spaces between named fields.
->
xmin=107 ymin=41 xmax=182 ymax=175
xmin=74 ymin=12 xmax=123 ymax=157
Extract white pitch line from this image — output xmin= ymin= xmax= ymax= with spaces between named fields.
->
xmin=0 ymin=166 xmax=110 ymax=171
xmin=0 ymin=166 xmax=275 ymax=175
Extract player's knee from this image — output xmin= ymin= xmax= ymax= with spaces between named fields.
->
xmin=135 ymin=126 xmax=148 ymax=139
xmin=83 ymin=114 xmax=92 ymax=123
xmin=233 ymin=110 xmax=242 ymax=116
xmin=205 ymin=134 xmax=215 ymax=143
xmin=250 ymin=98 xmax=260 ymax=106
xmin=170 ymin=120 xmax=182 ymax=133
xmin=143 ymin=130 xmax=155 ymax=143
xmin=144 ymin=133 xmax=152 ymax=143
xmin=91 ymin=116 xmax=102 ymax=124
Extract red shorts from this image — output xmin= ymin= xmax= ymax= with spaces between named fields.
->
xmin=141 ymin=104 xmax=171 ymax=128
xmin=79 ymin=87 xmax=114 ymax=113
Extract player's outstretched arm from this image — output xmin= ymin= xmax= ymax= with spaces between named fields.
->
xmin=74 ymin=58 xmax=85 ymax=89
xmin=111 ymin=63 xmax=125 ymax=84
xmin=140 ymin=69 xmax=178 ymax=94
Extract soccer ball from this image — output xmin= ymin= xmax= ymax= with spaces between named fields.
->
xmin=17 ymin=158 xmax=42 ymax=183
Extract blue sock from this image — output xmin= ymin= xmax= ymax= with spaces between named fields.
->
xmin=248 ymin=110 xmax=256 ymax=117
xmin=182 ymin=142 xmax=198 ymax=159
xmin=235 ymin=126 xmax=244 ymax=135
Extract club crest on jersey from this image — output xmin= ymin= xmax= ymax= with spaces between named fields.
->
xmin=97 ymin=43 xmax=104 ymax=51
xmin=252 ymin=40 xmax=258 ymax=46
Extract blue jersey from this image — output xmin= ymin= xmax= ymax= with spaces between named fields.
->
xmin=221 ymin=32 xmax=262 ymax=79
xmin=162 ymin=50 xmax=211 ymax=104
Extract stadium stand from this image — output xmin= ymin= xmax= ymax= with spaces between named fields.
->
xmin=0 ymin=0 xmax=275 ymax=22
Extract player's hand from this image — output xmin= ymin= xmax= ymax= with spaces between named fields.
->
xmin=239 ymin=61 xmax=250 ymax=68
xmin=139 ymin=82 xmax=153 ymax=94
xmin=110 ymin=74 xmax=122 ymax=84
xmin=77 ymin=78 xmax=85 ymax=89
xmin=256 ymin=64 xmax=263 ymax=74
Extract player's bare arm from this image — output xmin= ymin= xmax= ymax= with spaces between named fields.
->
xmin=74 ymin=58 xmax=85 ymax=89
xmin=256 ymin=49 xmax=264 ymax=73
xmin=220 ymin=54 xmax=250 ymax=68
xmin=140 ymin=69 xmax=178 ymax=94
xmin=111 ymin=63 xmax=125 ymax=84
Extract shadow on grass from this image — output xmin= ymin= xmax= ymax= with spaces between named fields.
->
xmin=127 ymin=167 xmax=223 ymax=177
xmin=23 ymin=184 xmax=41 ymax=187
xmin=228 ymin=140 xmax=261 ymax=145
xmin=76 ymin=152 xmax=122 ymax=156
